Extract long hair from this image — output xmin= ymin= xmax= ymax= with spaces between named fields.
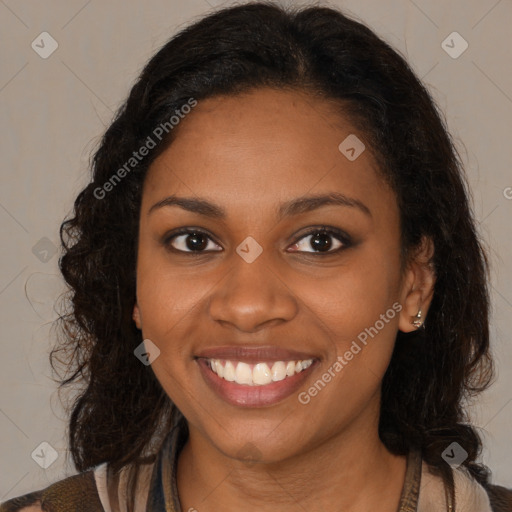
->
xmin=52 ymin=2 xmax=494 ymax=508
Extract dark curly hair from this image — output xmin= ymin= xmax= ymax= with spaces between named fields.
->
xmin=52 ymin=1 xmax=494 ymax=509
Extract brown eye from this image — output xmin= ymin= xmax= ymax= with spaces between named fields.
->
xmin=288 ymin=228 xmax=351 ymax=254
xmin=164 ymin=229 xmax=222 ymax=253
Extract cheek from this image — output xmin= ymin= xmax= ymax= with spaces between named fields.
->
xmin=135 ymin=258 xmax=204 ymax=410
xmin=134 ymin=248 xmax=210 ymax=355
xmin=304 ymin=246 xmax=401 ymax=392
xmin=309 ymin=248 xmax=400 ymax=337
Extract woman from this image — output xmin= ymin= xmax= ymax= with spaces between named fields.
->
xmin=1 ymin=2 xmax=511 ymax=511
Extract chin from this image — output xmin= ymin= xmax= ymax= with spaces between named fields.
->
xmin=205 ymin=424 xmax=309 ymax=465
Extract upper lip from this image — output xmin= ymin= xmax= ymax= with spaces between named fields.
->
xmin=195 ymin=345 xmax=318 ymax=363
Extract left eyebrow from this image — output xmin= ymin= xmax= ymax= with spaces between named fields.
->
xmin=277 ymin=192 xmax=372 ymax=220
xmin=147 ymin=192 xmax=372 ymax=219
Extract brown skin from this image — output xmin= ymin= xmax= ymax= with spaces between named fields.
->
xmin=133 ymin=87 xmax=435 ymax=511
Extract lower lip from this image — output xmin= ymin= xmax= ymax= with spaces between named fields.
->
xmin=196 ymin=358 xmax=318 ymax=407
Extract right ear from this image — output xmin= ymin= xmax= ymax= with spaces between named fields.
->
xmin=133 ymin=303 xmax=142 ymax=330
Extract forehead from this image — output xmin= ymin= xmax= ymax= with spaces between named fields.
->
xmin=142 ymin=87 xmax=395 ymax=220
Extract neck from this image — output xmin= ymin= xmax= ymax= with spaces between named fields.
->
xmin=176 ymin=400 xmax=407 ymax=511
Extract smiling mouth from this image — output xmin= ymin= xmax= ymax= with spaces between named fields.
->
xmin=196 ymin=354 xmax=319 ymax=407
xmin=205 ymin=358 xmax=314 ymax=386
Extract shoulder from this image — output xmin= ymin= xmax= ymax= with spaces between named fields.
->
xmin=451 ymin=464 xmax=494 ymax=510
xmin=419 ymin=460 xmax=512 ymax=512
xmin=0 ymin=469 xmax=104 ymax=512
xmin=452 ymin=465 xmax=512 ymax=512
xmin=484 ymin=483 xmax=512 ymax=512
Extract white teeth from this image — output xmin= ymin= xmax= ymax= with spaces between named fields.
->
xmin=207 ymin=358 xmax=314 ymax=386
xmin=214 ymin=360 xmax=224 ymax=378
xmin=271 ymin=361 xmax=286 ymax=381
xmin=253 ymin=363 xmax=272 ymax=385
xmin=223 ymin=361 xmax=236 ymax=381
xmin=301 ymin=359 xmax=313 ymax=370
xmin=286 ymin=361 xmax=295 ymax=376
xmin=235 ymin=362 xmax=253 ymax=385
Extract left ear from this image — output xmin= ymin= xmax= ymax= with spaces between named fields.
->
xmin=398 ymin=236 xmax=436 ymax=333
xmin=133 ymin=303 xmax=142 ymax=330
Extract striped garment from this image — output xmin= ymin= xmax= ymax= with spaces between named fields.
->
xmin=1 ymin=424 xmax=511 ymax=511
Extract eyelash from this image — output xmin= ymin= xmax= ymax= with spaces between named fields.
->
xmin=161 ymin=226 xmax=353 ymax=256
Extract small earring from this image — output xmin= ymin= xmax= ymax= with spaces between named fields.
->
xmin=412 ymin=308 xmax=424 ymax=329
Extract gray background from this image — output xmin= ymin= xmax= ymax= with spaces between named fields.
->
xmin=0 ymin=0 xmax=511 ymax=501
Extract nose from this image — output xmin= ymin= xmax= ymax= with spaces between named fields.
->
xmin=208 ymin=252 xmax=299 ymax=333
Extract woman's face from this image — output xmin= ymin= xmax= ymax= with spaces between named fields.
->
xmin=133 ymin=87 xmax=432 ymax=463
